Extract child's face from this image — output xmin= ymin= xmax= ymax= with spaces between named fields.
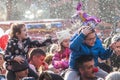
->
xmin=19 ymin=26 xmax=28 ymax=40
xmin=62 ymin=38 xmax=70 ymax=48
xmin=84 ymin=33 xmax=96 ymax=46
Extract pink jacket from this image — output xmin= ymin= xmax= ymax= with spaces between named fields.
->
xmin=52 ymin=48 xmax=70 ymax=70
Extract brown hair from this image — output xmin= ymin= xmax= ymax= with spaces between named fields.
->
xmin=58 ymin=42 xmax=66 ymax=54
xmin=9 ymin=23 xmax=25 ymax=38
xmin=44 ymin=54 xmax=53 ymax=65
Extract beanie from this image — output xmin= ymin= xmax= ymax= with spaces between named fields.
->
xmin=56 ymin=29 xmax=71 ymax=43
xmin=105 ymin=72 xmax=120 ymax=80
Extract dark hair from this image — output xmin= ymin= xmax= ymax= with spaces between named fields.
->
xmin=10 ymin=23 xmax=25 ymax=38
xmin=58 ymin=42 xmax=66 ymax=54
xmin=75 ymin=55 xmax=94 ymax=70
xmin=29 ymin=48 xmax=46 ymax=60
xmin=39 ymin=72 xmax=64 ymax=80
xmin=11 ymin=59 xmax=29 ymax=72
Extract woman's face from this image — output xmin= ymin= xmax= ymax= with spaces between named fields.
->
xmin=62 ymin=38 xmax=70 ymax=48
xmin=84 ymin=32 xmax=96 ymax=46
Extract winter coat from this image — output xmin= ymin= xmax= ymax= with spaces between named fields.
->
xmin=52 ymin=48 xmax=70 ymax=70
xmin=4 ymin=37 xmax=51 ymax=70
xmin=69 ymin=33 xmax=113 ymax=70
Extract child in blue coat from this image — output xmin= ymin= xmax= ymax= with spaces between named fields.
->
xmin=64 ymin=26 xmax=116 ymax=80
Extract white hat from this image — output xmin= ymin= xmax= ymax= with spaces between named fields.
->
xmin=56 ymin=29 xmax=71 ymax=43
xmin=105 ymin=72 xmax=120 ymax=80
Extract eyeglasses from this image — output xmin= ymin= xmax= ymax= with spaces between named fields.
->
xmin=85 ymin=37 xmax=96 ymax=41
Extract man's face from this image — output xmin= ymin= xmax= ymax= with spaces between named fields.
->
xmin=79 ymin=60 xmax=96 ymax=79
xmin=84 ymin=33 xmax=96 ymax=46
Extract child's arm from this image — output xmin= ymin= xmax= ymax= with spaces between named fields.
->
xmin=29 ymin=38 xmax=52 ymax=47
xmin=4 ymin=40 xmax=15 ymax=62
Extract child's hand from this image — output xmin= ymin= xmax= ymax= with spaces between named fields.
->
xmin=14 ymin=56 xmax=24 ymax=64
xmin=81 ymin=26 xmax=93 ymax=36
xmin=42 ymin=62 xmax=48 ymax=70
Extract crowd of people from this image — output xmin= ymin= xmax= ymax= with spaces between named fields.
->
xmin=0 ymin=22 xmax=120 ymax=80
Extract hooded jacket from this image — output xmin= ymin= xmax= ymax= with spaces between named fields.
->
xmin=69 ymin=33 xmax=113 ymax=70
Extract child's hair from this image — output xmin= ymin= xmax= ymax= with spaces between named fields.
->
xmin=44 ymin=54 xmax=53 ymax=65
xmin=10 ymin=23 xmax=25 ymax=38
xmin=49 ymin=44 xmax=58 ymax=54
xmin=58 ymin=42 xmax=66 ymax=54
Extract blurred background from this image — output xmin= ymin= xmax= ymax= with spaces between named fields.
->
xmin=0 ymin=0 xmax=120 ymax=40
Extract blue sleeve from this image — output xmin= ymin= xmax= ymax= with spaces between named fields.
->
xmin=99 ymin=47 xmax=113 ymax=60
xmin=70 ymin=33 xmax=85 ymax=52
xmin=96 ymin=36 xmax=113 ymax=59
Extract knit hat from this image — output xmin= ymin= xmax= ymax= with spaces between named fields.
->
xmin=56 ymin=29 xmax=71 ymax=43
xmin=105 ymin=72 xmax=120 ymax=80
xmin=11 ymin=59 xmax=29 ymax=72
